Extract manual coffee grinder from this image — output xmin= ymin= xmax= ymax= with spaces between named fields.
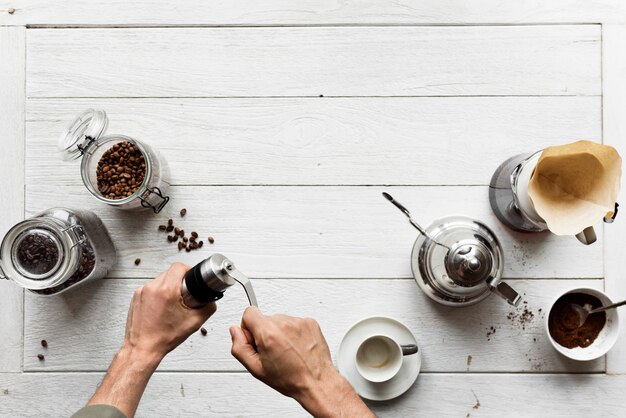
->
xmin=181 ymin=253 xmax=258 ymax=308
xmin=383 ymin=193 xmax=521 ymax=307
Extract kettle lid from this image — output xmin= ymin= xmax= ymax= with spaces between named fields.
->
xmin=445 ymin=239 xmax=493 ymax=287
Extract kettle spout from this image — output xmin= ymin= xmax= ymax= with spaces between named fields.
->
xmin=487 ymin=277 xmax=521 ymax=307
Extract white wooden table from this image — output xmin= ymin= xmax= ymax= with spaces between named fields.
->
xmin=2 ymin=2 xmax=626 ymax=417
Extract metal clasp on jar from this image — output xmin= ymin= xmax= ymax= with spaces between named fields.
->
xmin=139 ymin=186 xmax=170 ymax=214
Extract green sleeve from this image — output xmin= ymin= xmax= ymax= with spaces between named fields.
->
xmin=71 ymin=404 xmax=128 ymax=418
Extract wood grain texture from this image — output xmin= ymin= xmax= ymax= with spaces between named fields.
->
xmin=1 ymin=0 xmax=625 ymax=26
xmin=25 ymin=97 xmax=602 ymax=186
xmin=603 ymin=24 xmax=626 ymax=375
xmin=0 ymin=26 xmax=25 ymax=373
xmin=26 ymin=26 xmax=600 ymax=98
xmin=2 ymin=372 xmax=625 ymax=417
xmin=25 ymin=185 xmax=604 ymax=279
xmin=24 ymin=279 xmax=604 ymax=372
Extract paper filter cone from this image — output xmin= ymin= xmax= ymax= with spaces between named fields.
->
xmin=527 ymin=140 xmax=621 ymax=236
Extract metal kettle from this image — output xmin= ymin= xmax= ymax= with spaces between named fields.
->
xmin=383 ymin=193 xmax=521 ymax=307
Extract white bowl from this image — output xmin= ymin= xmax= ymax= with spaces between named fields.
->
xmin=545 ymin=288 xmax=620 ymax=361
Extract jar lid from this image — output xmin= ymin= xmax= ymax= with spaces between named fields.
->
xmin=58 ymin=109 xmax=109 ymax=161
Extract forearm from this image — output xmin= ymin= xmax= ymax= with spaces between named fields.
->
xmin=297 ymin=371 xmax=376 ymax=418
xmin=87 ymin=346 xmax=162 ymax=418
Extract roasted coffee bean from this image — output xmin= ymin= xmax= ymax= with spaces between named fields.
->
xmin=166 ymin=225 xmax=174 ymax=232
xmin=37 ymin=354 xmax=45 ymax=361
xmin=208 ymin=236 xmax=215 ymax=244
xmin=200 ymin=327 xmax=208 ymax=336
xmin=134 ymin=258 xmax=141 ymax=266
xmin=96 ymin=141 xmax=146 ymax=200
xmin=191 ymin=231 xmax=198 ymax=239
xmin=180 ymin=208 xmax=187 ymax=217
xmin=179 ymin=229 xmax=185 ymax=237
xmin=31 ymin=243 xmax=96 ymax=296
xmin=189 ymin=236 xmax=196 ymax=243
xmin=174 ymin=227 xmax=181 ymax=235
xmin=178 ymin=241 xmax=185 ymax=251
xmin=158 ymin=225 xmax=167 ymax=231
xmin=168 ymin=219 xmax=173 ymax=226
xmin=41 ymin=340 xmax=48 ymax=348
xmin=16 ymin=232 xmax=60 ymax=275
xmin=183 ymin=237 xmax=188 ymax=243
xmin=198 ymin=241 xmax=204 ymax=248
xmin=185 ymin=246 xmax=191 ymax=252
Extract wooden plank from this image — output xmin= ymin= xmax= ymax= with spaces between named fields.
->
xmin=2 ymin=1 xmax=625 ymax=26
xmin=24 ymin=185 xmax=604 ymax=279
xmin=25 ymin=26 xmax=600 ymax=98
xmin=603 ymin=24 xmax=626 ymax=375
xmin=2 ymin=372 xmax=625 ymax=417
xmin=0 ymin=26 xmax=25 ymax=373
xmin=25 ymin=96 xmax=602 ymax=186
xmin=24 ymin=278 xmax=604 ymax=373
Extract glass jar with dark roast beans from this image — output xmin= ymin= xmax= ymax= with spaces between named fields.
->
xmin=0 ymin=208 xmax=116 ymax=295
xmin=58 ymin=109 xmax=170 ymax=213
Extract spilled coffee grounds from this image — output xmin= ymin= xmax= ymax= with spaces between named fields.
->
xmin=548 ymin=293 xmax=606 ymax=349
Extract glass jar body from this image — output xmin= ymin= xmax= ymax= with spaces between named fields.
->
xmin=0 ymin=208 xmax=116 ymax=295
xmin=80 ymin=135 xmax=170 ymax=212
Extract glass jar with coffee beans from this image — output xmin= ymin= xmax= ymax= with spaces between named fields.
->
xmin=0 ymin=208 xmax=116 ymax=295
xmin=58 ymin=109 xmax=170 ymax=213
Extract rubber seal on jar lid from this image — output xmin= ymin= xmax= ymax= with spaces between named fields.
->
xmin=58 ymin=109 xmax=109 ymax=161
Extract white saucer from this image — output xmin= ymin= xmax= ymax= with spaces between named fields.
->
xmin=337 ymin=316 xmax=421 ymax=401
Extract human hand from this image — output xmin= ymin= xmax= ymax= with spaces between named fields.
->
xmin=230 ymin=307 xmax=375 ymax=418
xmin=123 ymin=262 xmax=217 ymax=363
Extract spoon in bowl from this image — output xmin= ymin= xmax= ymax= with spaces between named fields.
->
xmin=569 ymin=298 xmax=626 ymax=328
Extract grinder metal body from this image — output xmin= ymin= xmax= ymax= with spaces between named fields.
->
xmin=181 ymin=253 xmax=258 ymax=309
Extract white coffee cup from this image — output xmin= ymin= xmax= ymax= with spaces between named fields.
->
xmin=355 ymin=335 xmax=418 ymax=383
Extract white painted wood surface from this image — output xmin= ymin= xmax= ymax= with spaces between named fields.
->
xmin=0 ymin=26 xmax=25 ymax=373
xmin=26 ymin=26 xmax=600 ymax=97
xmin=1 ymin=0 xmax=625 ymax=26
xmin=1 ymin=373 xmax=625 ymax=418
xmin=25 ymin=185 xmax=604 ymax=279
xmin=1 ymin=1 xmax=625 ymax=416
xmin=23 ymin=279 xmax=604 ymax=373
xmin=603 ymin=24 xmax=626 ymax=375
xmin=25 ymin=97 xmax=602 ymax=186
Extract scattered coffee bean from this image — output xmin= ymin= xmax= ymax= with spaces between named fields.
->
xmin=198 ymin=241 xmax=204 ymax=248
xmin=178 ymin=241 xmax=185 ymax=251
xmin=183 ymin=237 xmax=188 ymax=243
xmin=37 ymin=354 xmax=45 ymax=361
xmin=180 ymin=208 xmax=187 ymax=217
xmin=168 ymin=219 xmax=173 ymax=226
xmin=158 ymin=225 xmax=166 ymax=231
xmin=208 ymin=236 xmax=215 ymax=244
xmin=166 ymin=225 xmax=174 ymax=232
xmin=134 ymin=258 xmax=141 ymax=266
xmin=191 ymin=231 xmax=198 ymax=239
xmin=179 ymin=229 xmax=185 ymax=237
xmin=185 ymin=247 xmax=191 ymax=252
xmin=189 ymin=236 xmax=196 ymax=243
xmin=174 ymin=227 xmax=181 ymax=235
xmin=41 ymin=340 xmax=48 ymax=348
xmin=200 ymin=327 xmax=208 ymax=336
xmin=96 ymin=141 xmax=146 ymax=200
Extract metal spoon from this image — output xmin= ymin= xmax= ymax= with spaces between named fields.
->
xmin=382 ymin=192 xmax=451 ymax=250
xmin=569 ymin=298 xmax=626 ymax=328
